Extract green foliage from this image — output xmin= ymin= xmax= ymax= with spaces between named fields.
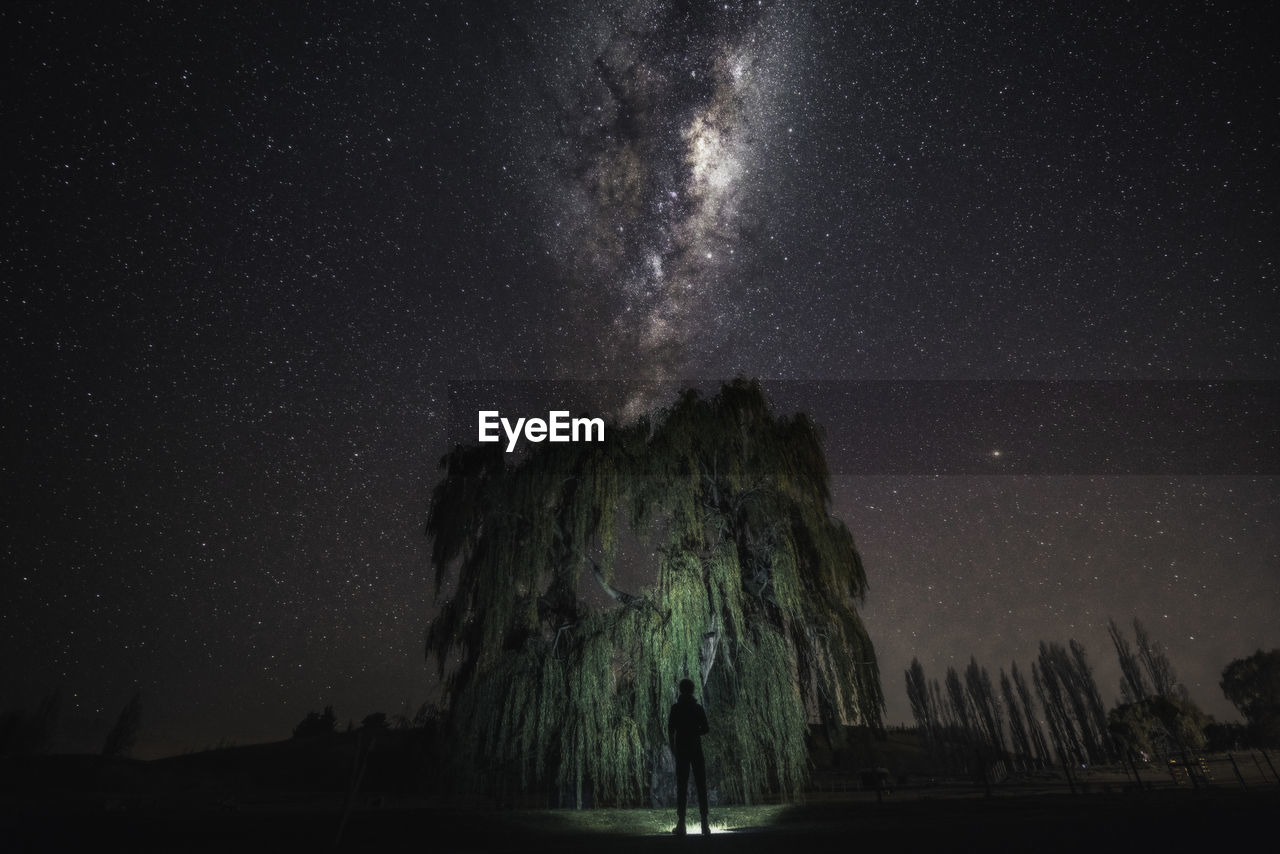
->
xmin=1108 ymin=694 xmax=1208 ymax=757
xmin=425 ymin=380 xmax=882 ymax=805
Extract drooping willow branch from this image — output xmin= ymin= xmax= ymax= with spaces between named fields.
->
xmin=589 ymin=556 xmax=646 ymax=610
xmin=424 ymin=379 xmax=883 ymax=807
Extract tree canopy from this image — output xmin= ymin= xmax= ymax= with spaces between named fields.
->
xmin=1108 ymin=694 xmax=1208 ymax=757
xmin=424 ymin=379 xmax=882 ymax=806
xmin=1221 ymin=649 xmax=1280 ymax=747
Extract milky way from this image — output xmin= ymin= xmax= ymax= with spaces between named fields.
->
xmin=3 ymin=1 xmax=1276 ymax=755
xmin=498 ymin=2 xmax=808 ymax=405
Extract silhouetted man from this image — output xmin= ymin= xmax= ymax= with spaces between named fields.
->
xmin=668 ymin=678 xmax=710 ymax=836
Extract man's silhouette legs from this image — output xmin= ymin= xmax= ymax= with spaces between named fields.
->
xmin=675 ymin=752 xmax=709 ymax=835
xmin=675 ymin=754 xmax=689 ymax=834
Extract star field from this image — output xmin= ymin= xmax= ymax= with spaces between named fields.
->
xmin=2 ymin=1 xmax=1277 ymax=754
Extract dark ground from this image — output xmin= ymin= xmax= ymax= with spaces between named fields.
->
xmin=3 ymin=787 xmax=1276 ymax=852
xmin=4 ymin=733 xmax=1277 ymax=852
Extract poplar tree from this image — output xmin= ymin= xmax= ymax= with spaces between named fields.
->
xmin=964 ymin=656 xmax=1006 ymax=755
xmin=1133 ymin=619 xmax=1177 ymax=698
xmin=101 ymin=692 xmax=141 ymax=759
xmin=1107 ymin=617 xmax=1149 ymax=704
xmin=1034 ymin=640 xmax=1111 ymax=764
xmin=945 ymin=667 xmax=975 ymax=752
xmin=929 ymin=677 xmax=960 ymax=771
xmin=424 ymin=379 xmax=883 ymax=806
xmin=1011 ymin=661 xmax=1051 ymax=766
xmin=905 ymin=658 xmax=930 ymax=730
xmin=906 ymin=658 xmax=937 ymax=753
xmin=1033 ymin=658 xmax=1081 ymax=766
xmin=999 ymin=668 xmax=1033 ymax=767
xmin=1069 ymin=639 xmax=1112 ymax=759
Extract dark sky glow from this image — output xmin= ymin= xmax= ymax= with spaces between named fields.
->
xmin=3 ymin=1 xmax=1277 ymax=756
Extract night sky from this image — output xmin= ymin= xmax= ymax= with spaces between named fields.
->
xmin=4 ymin=1 xmax=1277 ymax=758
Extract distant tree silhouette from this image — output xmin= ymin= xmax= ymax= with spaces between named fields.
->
xmin=0 ymin=689 xmax=63 ymax=757
xmin=361 ymin=712 xmax=389 ymax=731
xmin=101 ymin=692 xmax=141 ymax=758
xmin=1133 ymin=619 xmax=1177 ymax=698
xmin=1010 ymin=662 xmax=1050 ymax=766
xmin=29 ymin=688 xmax=62 ymax=754
xmin=1107 ymin=617 xmax=1150 ymax=703
xmin=1109 ymin=694 xmax=1208 ymax=757
xmin=1000 ymin=668 xmax=1033 ymax=769
xmin=1220 ymin=649 xmax=1280 ymax=747
xmin=964 ymin=657 xmax=1006 ymax=755
xmin=905 ymin=658 xmax=939 ymax=762
xmin=1035 ymin=641 xmax=1110 ymax=764
xmin=928 ymin=677 xmax=962 ymax=771
xmin=905 ymin=659 xmax=931 ymax=730
xmin=411 ymin=701 xmax=439 ymax=730
xmin=293 ymin=705 xmax=337 ymax=739
xmin=392 ymin=700 xmax=415 ymax=730
xmin=909 ymin=646 xmax=1124 ymax=778
xmin=944 ymin=667 xmax=973 ymax=744
xmin=928 ymin=678 xmax=947 ymax=729
xmin=1068 ymin=639 xmax=1112 ymax=759
xmin=1033 ymin=657 xmax=1081 ymax=766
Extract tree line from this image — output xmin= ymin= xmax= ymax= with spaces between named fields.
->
xmin=0 ymin=689 xmax=141 ymax=759
xmin=903 ymin=618 xmax=1249 ymax=777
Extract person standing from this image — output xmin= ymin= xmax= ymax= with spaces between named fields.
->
xmin=667 ymin=678 xmax=710 ymax=836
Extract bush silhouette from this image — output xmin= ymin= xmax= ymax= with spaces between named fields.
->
xmin=292 ymin=705 xmax=337 ymax=739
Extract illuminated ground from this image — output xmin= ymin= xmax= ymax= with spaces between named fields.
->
xmin=498 ymin=803 xmax=789 ymax=836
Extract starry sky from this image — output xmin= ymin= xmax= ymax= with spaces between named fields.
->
xmin=4 ymin=1 xmax=1277 ymax=758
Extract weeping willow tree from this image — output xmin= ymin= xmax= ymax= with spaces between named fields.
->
xmin=425 ymin=379 xmax=882 ymax=807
